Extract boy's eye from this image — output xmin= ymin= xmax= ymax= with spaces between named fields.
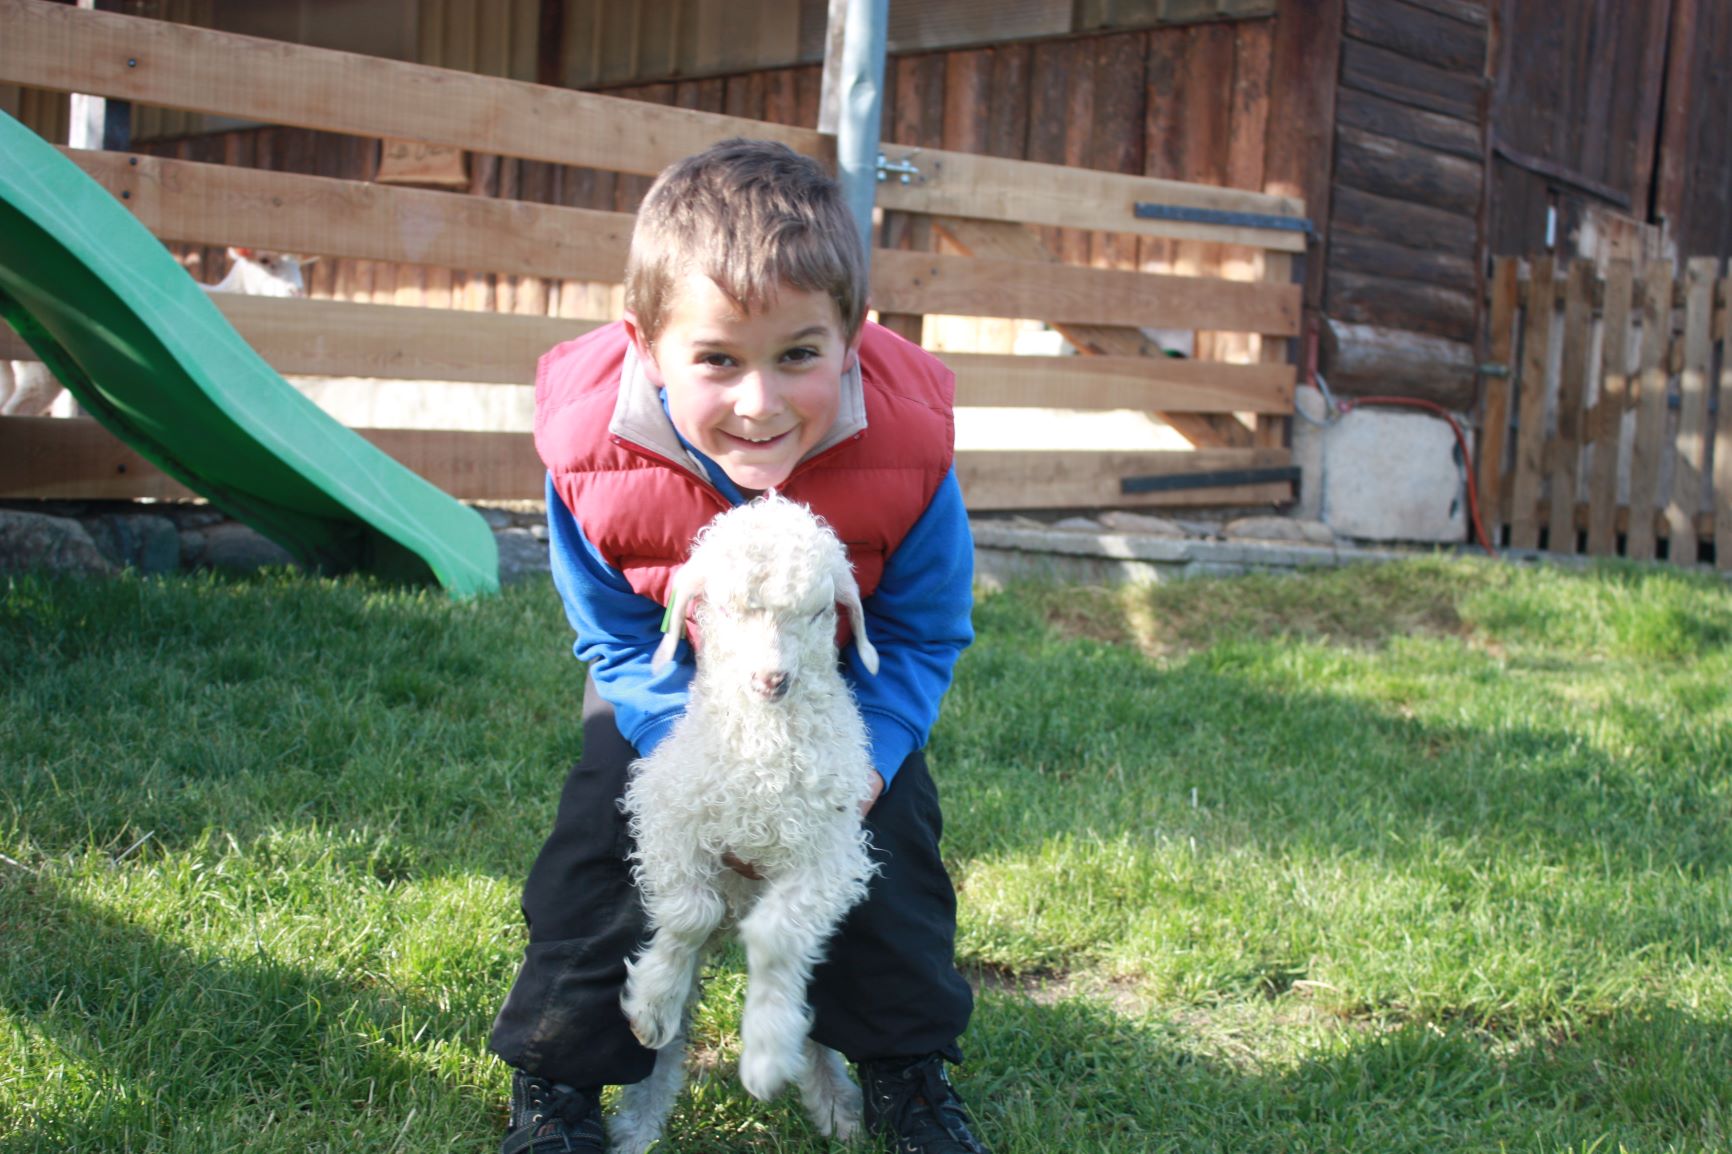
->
xmin=782 ymin=346 xmax=820 ymax=365
xmin=698 ymin=353 xmax=736 ymax=369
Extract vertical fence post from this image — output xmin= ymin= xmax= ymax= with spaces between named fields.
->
xmin=835 ymin=0 xmax=888 ymax=273
xmin=1586 ymin=260 xmax=1634 ymax=556
xmin=1478 ymin=257 xmax=1520 ymax=549
xmin=1627 ymin=260 xmax=1675 ymax=561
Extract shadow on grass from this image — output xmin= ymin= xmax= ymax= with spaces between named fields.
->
xmin=0 ymin=867 xmax=499 ymax=1150
xmin=964 ymin=989 xmax=1732 ymax=1153
xmin=944 ymin=579 xmax=1731 ymax=879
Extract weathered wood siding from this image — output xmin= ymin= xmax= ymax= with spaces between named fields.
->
xmin=1320 ymin=0 xmax=1489 ymax=408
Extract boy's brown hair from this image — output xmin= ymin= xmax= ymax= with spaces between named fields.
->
xmin=624 ymin=139 xmax=868 ymax=344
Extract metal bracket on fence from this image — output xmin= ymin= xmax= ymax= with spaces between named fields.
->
xmin=876 ymin=151 xmax=923 ymax=185
xmin=1477 ymin=362 xmax=1512 ymax=377
xmin=1120 ymin=465 xmax=1302 ymax=496
xmin=1132 ymin=202 xmax=1313 ymax=235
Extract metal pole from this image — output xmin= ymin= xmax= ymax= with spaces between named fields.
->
xmin=834 ymin=0 xmax=888 ymax=272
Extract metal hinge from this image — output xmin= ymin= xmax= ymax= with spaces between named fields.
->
xmin=876 ymin=150 xmax=923 ymax=185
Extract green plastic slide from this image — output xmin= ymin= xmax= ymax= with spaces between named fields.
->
xmin=0 ymin=111 xmax=499 ymax=597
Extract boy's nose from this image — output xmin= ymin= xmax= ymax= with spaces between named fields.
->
xmin=733 ymin=371 xmax=783 ymax=417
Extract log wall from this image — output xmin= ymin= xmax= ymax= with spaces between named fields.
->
xmin=1319 ymin=0 xmax=1489 ymax=410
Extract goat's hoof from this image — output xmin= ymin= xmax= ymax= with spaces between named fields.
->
xmin=621 ymin=992 xmax=682 ymax=1051
xmin=738 ymin=1044 xmax=799 ymax=1102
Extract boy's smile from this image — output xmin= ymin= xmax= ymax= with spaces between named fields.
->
xmin=630 ymin=274 xmax=857 ymax=493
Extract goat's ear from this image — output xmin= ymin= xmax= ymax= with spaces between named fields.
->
xmin=228 ymin=246 xmax=253 ymax=260
xmin=835 ymin=565 xmax=879 ymax=676
xmin=652 ymin=560 xmax=703 ymax=670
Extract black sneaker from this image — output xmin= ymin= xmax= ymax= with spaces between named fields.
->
xmin=502 ymin=1069 xmax=606 ymax=1154
xmin=858 ymin=1054 xmax=991 ymax=1154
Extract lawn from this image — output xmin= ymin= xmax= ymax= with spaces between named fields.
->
xmin=1 ymin=557 xmax=1729 ymax=1152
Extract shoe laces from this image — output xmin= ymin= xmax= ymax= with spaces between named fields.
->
xmin=508 ymin=1076 xmax=604 ymax=1154
xmin=870 ymin=1056 xmax=988 ymax=1154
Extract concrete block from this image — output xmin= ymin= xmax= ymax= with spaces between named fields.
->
xmin=1320 ymin=407 xmax=1468 ymax=543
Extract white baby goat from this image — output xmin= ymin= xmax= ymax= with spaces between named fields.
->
xmin=1 ymin=247 xmax=310 ymax=417
xmin=612 ymin=493 xmax=881 ymax=1154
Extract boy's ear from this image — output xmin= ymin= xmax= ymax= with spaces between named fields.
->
xmin=843 ymin=329 xmax=865 ymax=376
xmin=622 ymin=311 xmax=665 ymax=386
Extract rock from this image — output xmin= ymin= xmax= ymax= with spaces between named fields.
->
xmin=495 ymin=527 xmax=550 ymax=584
xmin=182 ymin=522 xmax=298 ymax=572
xmin=157 ymin=504 xmax=227 ymax=531
xmin=1097 ymin=510 xmax=1189 ymax=537
xmin=1223 ymin=516 xmax=1336 ymax=546
xmin=472 ymin=505 xmax=514 ymax=530
xmin=0 ymin=508 xmax=115 ymax=576
xmin=1051 ymin=516 xmax=1104 ymax=532
xmin=85 ymin=513 xmax=181 ymax=574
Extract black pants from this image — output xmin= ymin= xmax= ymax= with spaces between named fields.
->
xmin=488 ymin=677 xmax=974 ymax=1087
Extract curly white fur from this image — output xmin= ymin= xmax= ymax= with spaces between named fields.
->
xmin=611 ymin=493 xmax=880 ymax=1154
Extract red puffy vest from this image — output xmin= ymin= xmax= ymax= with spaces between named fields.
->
xmin=534 ymin=320 xmax=955 ymax=606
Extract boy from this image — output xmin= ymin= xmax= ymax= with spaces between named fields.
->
xmin=489 ymin=138 xmax=988 ymax=1154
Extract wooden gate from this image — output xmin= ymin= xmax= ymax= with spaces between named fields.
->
xmin=1478 ymin=255 xmax=1731 ymax=570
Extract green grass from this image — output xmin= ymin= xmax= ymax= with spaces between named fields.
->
xmin=2 ymin=557 xmax=1730 ymax=1152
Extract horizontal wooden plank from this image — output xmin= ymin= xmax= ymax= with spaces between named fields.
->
xmin=1333 ymin=125 xmax=1484 ymax=216
xmin=0 ymin=415 xmax=543 ymax=502
xmin=1335 ymin=85 xmax=1482 ymax=160
xmin=955 ymin=447 xmax=1294 ymax=509
xmin=1 ymin=0 xmax=824 ymax=177
xmin=875 ymin=150 xmax=1309 ymax=252
xmin=13 ymin=301 xmax=1289 ymax=411
xmin=1344 ymin=0 xmax=1487 ymax=73
xmin=212 ymin=296 xmax=600 ymax=382
xmin=1320 ymin=318 xmax=1477 ymax=408
xmin=1 ymin=416 xmax=1293 ymax=510
xmin=67 ymin=149 xmax=635 ymax=280
xmin=3 ymin=294 xmax=599 ymax=381
xmin=1327 ymin=268 xmax=1478 ymax=342
xmin=1339 ymin=37 xmax=1483 ymax=121
xmin=1328 ymin=184 xmax=1479 ymax=257
xmin=945 ymin=353 xmax=1294 ymax=413
xmin=1326 ymin=230 xmax=1477 ymax=289
xmin=873 ymin=250 xmax=1302 ymax=334
xmin=0 ymin=415 xmax=195 ymax=500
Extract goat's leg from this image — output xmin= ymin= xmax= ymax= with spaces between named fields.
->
xmin=610 ymin=966 xmax=702 ymax=1154
xmin=621 ymin=881 xmax=725 ymax=1051
xmin=798 ymin=1038 xmax=863 ymax=1140
xmin=735 ymin=869 xmax=860 ymax=1101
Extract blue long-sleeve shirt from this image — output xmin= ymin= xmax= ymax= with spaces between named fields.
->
xmin=545 ymin=462 xmax=974 ymax=789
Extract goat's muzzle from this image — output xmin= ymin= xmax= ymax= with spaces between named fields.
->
xmin=751 ymin=670 xmax=790 ymax=701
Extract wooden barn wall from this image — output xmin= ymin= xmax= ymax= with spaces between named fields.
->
xmin=1658 ymin=0 xmax=1732 ymax=262
xmin=1487 ymin=1 xmax=1670 ymax=262
xmin=1319 ymin=0 xmax=1490 ymax=409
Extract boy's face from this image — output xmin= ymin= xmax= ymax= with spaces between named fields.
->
xmin=630 ymin=273 xmax=857 ymax=493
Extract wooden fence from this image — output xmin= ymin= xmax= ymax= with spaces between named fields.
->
xmin=0 ymin=0 xmax=1305 ymax=512
xmin=1478 ymin=255 xmax=1731 ymax=570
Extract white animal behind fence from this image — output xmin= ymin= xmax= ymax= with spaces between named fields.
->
xmin=610 ymin=492 xmax=881 ymax=1154
xmin=0 ymin=247 xmax=311 ymax=417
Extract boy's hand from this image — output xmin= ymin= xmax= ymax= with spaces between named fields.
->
xmin=861 ymin=770 xmax=884 ymax=817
